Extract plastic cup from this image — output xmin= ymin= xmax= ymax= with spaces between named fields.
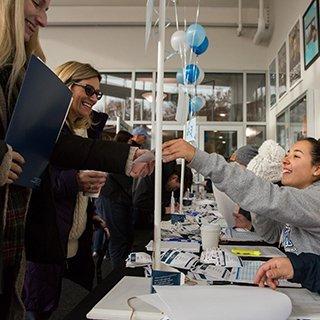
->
xmin=201 ymin=224 xmax=221 ymax=250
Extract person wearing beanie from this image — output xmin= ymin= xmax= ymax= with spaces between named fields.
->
xmin=132 ymin=126 xmax=148 ymax=147
xmin=247 ymin=140 xmax=286 ymax=243
xmin=234 ymin=145 xmax=258 ymax=166
xmin=247 ymin=140 xmax=285 ymax=183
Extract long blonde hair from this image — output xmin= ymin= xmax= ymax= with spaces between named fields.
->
xmin=0 ymin=0 xmax=45 ymax=102
xmin=55 ymin=61 xmax=101 ymax=130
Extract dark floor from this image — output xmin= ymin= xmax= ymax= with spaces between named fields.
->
xmin=51 ymin=256 xmax=113 ymax=320
xmin=50 ymin=228 xmax=152 ymax=319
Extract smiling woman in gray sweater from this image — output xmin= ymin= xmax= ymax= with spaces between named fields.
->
xmin=162 ymin=137 xmax=320 ymax=255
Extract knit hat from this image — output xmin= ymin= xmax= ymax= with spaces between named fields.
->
xmin=235 ymin=145 xmax=258 ymax=166
xmin=132 ymin=126 xmax=148 ymax=137
xmin=247 ymin=140 xmax=285 ymax=182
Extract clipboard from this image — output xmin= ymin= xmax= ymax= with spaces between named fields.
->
xmin=5 ymin=55 xmax=72 ymax=188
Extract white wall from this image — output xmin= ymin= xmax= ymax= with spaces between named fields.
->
xmin=265 ymin=0 xmax=320 ymax=140
xmin=41 ymin=1 xmax=320 ymax=140
xmin=41 ymin=7 xmax=266 ymax=70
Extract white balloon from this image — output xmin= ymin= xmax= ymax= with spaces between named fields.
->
xmin=196 ymin=67 xmax=205 ymax=85
xmin=171 ymin=30 xmax=187 ymax=52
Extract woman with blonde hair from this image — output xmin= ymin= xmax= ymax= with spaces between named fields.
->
xmin=0 ymin=1 xmax=152 ymax=318
xmin=24 ymin=61 xmax=110 ymax=319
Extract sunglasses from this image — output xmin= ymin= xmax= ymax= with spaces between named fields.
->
xmin=73 ymin=82 xmax=103 ymax=100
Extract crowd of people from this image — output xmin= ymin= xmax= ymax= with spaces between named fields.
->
xmin=1 ymin=1 xmax=320 ymax=320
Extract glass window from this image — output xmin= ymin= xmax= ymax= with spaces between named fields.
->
xmin=162 ymin=130 xmax=183 ymax=143
xmin=246 ymin=125 xmax=266 ymax=147
xmin=134 ymin=73 xmax=153 ymax=121
xmin=269 ymin=59 xmax=277 ymax=107
xmin=289 ymin=97 xmax=307 ymax=144
xmin=276 ymin=96 xmax=307 ymax=150
xmin=276 ymin=111 xmax=287 ymax=150
xmin=163 ymin=73 xmax=179 ymax=121
xmin=278 ymin=43 xmax=287 ymax=99
xmin=196 ymin=73 xmax=243 ymax=121
xmin=247 ymin=74 xmax=266 ymax=122
xmin=204 ymin=130 xmax=237 ymax=159
xmin=101 ymin=73 xmax=132 ymax=121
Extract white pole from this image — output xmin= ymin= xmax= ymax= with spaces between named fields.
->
xmin=154 ymin=0 xmax=166 ymax=270
xmin=179 ymin=125 xmax=186 ymax=213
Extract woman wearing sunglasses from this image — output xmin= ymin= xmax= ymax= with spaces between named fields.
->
xmin=0 ymin=1 xmax=152 ymax=318
xmin=162 ymin=138 xmax=320 ymax=255
xmin=23 ymin=61 xmax=112 ymax=319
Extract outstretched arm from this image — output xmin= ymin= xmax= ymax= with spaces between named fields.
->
xmin=254 ymin=253 xmax=320 ymax=293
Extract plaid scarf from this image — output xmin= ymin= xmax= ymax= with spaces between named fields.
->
xmin=3 ymin=185 xmax=31 ymax=267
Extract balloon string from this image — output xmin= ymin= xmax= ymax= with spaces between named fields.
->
xmin=174 ymin=0 xmax=179 ymax=31
xmin=188 ymin=0 xmax=201 ymax=66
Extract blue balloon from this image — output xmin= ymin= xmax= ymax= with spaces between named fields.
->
xmin=190 ymin=96 xmax=205 ymax=113
xmin=176 ymin=68 xmax=184 ymax=84
xmin=192 ymin=36 xmax=209 ymax=55
xmin=184 ymin=64 xmax=200 ymax=84
xmin=186 ymin=24 xmax=206 ymax=47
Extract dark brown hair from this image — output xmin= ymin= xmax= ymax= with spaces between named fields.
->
xmin=114 ymin=130 xmax=133 ymax=143
xmin=299 ymin=137 xmax=320 ymax=165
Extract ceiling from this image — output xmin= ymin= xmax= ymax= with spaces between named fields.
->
xmin=51 ymin=0 xmax=260 ymax=8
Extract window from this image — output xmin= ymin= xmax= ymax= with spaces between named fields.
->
xmin=196 ymin=73 xmax=243 ymax=121
xmin=247 ymin=74 xmax=266 ymax=122
xmin=162 ymin=130 xmax=183 ymax=142
xmin=134 ymin=73 xmax=153 ymax=121
xmin=204 ymin=130 xmax=237 ymax=159
xmin=246 ymin=125 xmax=266 ymax=147
xmin=98 ymin=71 xmax=267 ymax=151
xmin=163 ymin=73 xmax=179 ymax=121
xmin=276 ymin=96 xmax=307 ymax=150
xmin=101 ymin=73 xmax=132 ymax=121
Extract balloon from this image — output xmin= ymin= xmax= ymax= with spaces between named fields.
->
xmin=176 ymin=68 xmax=184 ymax=84
xmin=192 ymin=36 xmax=209 ymax=55
xmin=184 ymin=64 xmax=200 ymax=84
xmin=196 ymin=67 xmax=205 ymax=85
xmin=190 ymin=96 xmax=206 ymax=113
xmin=171 ymin=30 xmax=186 ymax=52
xmin=186 ymin=23 xmax=206 ymax=47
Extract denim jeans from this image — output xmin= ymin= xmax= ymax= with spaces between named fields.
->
xmin=103 ymin=198 xmax=134 ymax=269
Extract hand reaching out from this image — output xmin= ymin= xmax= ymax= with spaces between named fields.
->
xmin=162 ymin=139 xmax=196 ymax=163
xmin=130 ymin=149 xmax=155 ymax=178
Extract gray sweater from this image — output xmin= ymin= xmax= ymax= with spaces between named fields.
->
xmin=190 ymin=149 xmax=320 ymax=255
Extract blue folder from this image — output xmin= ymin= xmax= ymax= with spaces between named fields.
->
xmin=5 ymin=55 xmax=72 ymax=188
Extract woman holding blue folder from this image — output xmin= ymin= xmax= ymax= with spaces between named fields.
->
xmin=0 ymin=1 xmax=153 ymax=319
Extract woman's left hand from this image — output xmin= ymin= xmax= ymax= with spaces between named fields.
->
xmin=92 ymin=214 xmax=110 ymax=239
xmin=162 ymin=139 xmax=196 ymax=162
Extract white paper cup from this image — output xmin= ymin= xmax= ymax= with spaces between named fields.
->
xmin=201 ymin=224 xmax=221 ymax=250
xmin=83 ymin=190 xmax=101 ymax=198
